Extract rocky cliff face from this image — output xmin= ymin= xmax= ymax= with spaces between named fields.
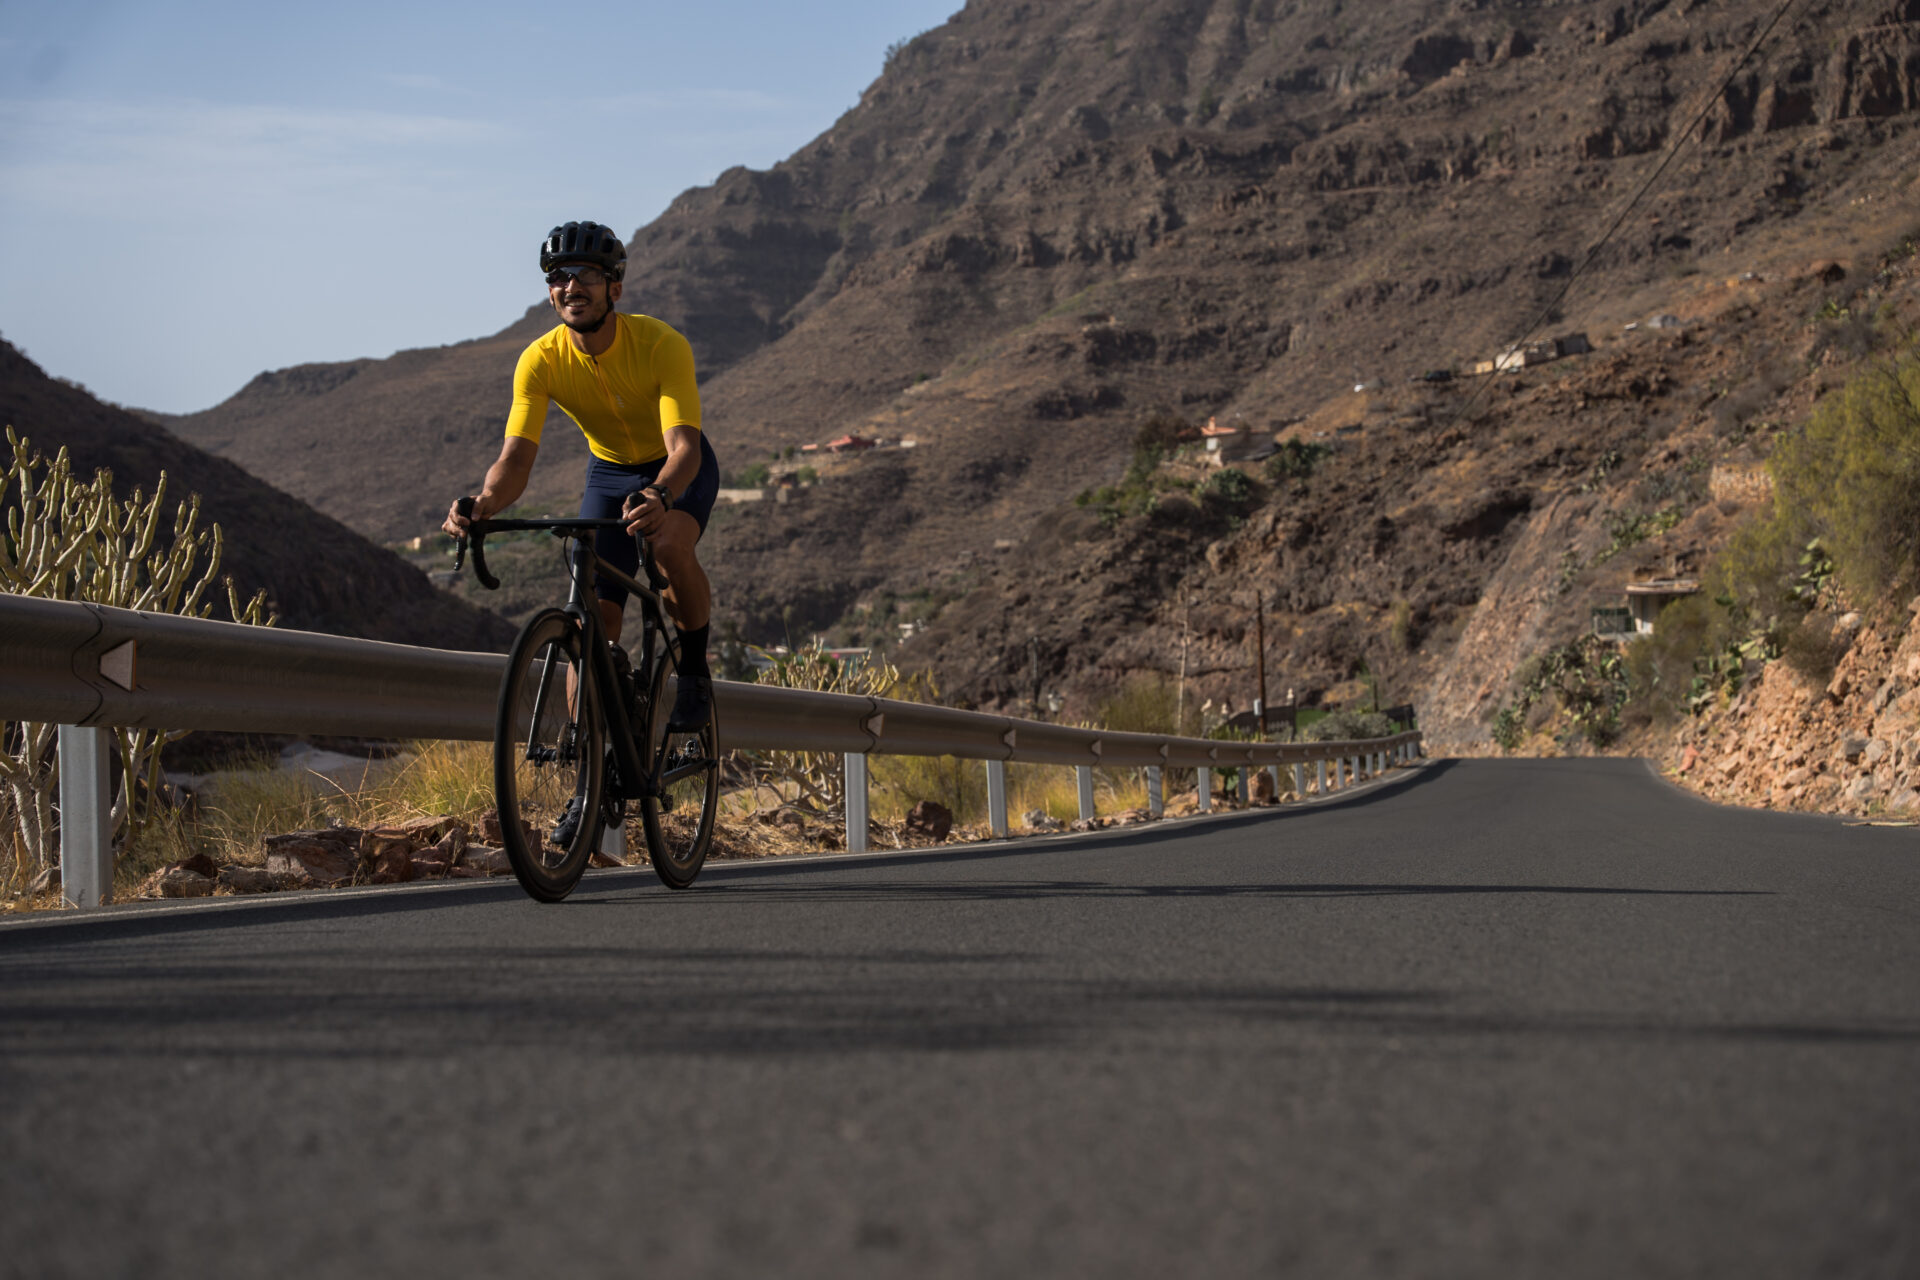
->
xmin=1672 ymin=600 xmax=1920 ymax=817
xmin=156 ymin=0 xmax=1920 ymax=730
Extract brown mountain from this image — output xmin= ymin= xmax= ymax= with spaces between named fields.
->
xmin=164 ymin=0 xmax=1920 ymax=733
xmin=0 ymin=341 xmax=513 ymax=650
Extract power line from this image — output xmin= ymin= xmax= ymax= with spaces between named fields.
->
xmin=1454 ymin=0 xmax=1807 ymax=425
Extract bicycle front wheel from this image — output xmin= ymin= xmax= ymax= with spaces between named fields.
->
xmin=495 ymin=608 xmax=604 ymax=902
xmin=639 ymin=633 xmax=719 ymax=890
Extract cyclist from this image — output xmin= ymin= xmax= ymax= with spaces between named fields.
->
xmin=445 ymin=219 xmax=720 ymax=740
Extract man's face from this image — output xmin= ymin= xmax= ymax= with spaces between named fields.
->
xmin=546 ymin=263 xmax=620 ymax=333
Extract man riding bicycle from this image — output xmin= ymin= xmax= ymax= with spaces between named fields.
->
xmin=444 ymin=219 xmax=720 ymax=744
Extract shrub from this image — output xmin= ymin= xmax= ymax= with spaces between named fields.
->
xmin=1265 ymin=439 xmax=1332 ymax=482
xmin=1303 ymin=709 xmax=1394 ymax=742
xmin=1769 ymin=353 xmax=1920 ymax=606
xmin=1491 ymin=635 xmax=1629 ymax=751
xmin=732 ymin=461 xmax=771 ymax=488
xmin=1096 ymin=673 xmax=1199 ymax=737
xmin=1205 ymin=467 xmax=1256 ymax=508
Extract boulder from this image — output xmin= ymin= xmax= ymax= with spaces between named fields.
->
xmin=151 ymin=868 xmax=215 ymax=898
xmin=1022 ymin=809 xmax=1065 ymax=832
xmin=1846 ymin=775 xmax=1877 ymax=803
xmin=263 ymin=830 xmax=361 ymax=888
xmin=460 ymin=845 xmax=513 ymax=876
xmin=1067 ymin=816 xmax=1107 ymax=833
xmin=410 ymin=858 xmax=451 ymax=879
xmin=903 ymin=800 xmax=954 ymax=841
xmin=171 ymin=853 xmax=219 ymax=880
xmin=420 ymin=822 xmax=468 ymax=865
xmin=1251 ymin=770 xmax=1276 ymax=804
xmin=1838 ymin=736 xmax=1870 ymax=762
xmin=1865 ymin=738 xmax=1890 ymax=766
xmin=217 ymin=865 xmax=276 ymax=894
xmin=362 ymin=832 xmax=420 ymax=882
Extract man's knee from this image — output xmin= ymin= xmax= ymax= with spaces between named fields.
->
xmin=652 ymin=514 xmax=703 ymax=575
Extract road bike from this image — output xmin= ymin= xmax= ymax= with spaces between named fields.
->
xmin=453 ymin=500 xmax=719 ymax=901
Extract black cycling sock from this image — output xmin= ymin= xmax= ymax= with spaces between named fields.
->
xmin=680 ymin=624 xmax=712 ymax=680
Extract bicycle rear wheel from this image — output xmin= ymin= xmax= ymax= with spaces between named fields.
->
xmin=495 ymin=608 xmax=604 ymax=902
xmin=638 ymin=630 xmax=719 ymax=890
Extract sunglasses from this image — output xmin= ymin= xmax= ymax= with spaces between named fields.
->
xmin=545 ymin=265 xmax=610 ymax=288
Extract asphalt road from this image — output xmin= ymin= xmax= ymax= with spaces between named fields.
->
xmin=3 ymin=758 xmax=1917 ymax=1279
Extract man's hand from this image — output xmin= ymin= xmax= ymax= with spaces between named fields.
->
xmin=444 ymin=496 xmax=484 ymax=539
xmin=623 ymin=487 xmax=669 ymax=537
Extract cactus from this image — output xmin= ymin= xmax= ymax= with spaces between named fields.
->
xmin=1 ymin=427 xmax=274 ymax=890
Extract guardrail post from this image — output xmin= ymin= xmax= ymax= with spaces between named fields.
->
xmin=1147 ymin=767 xmax=1163 ymax=818
xmin=1291 ymin=763 xmax=1305 ymax=801
xmin=1196 ymin=766 xmax=1211 ymax=813
xmin=57 ymin=724 xmax=114 ymax=909
xmin=1076 ymin=765 xmax=1095 ymax=822
xmin=844 ymin=752 xmax=869 ymax=854
xmin=986 ymin=760 xmax=1008 ymax=838
xmin=1235 ymin=767 xmax=1249 ymax=806
xmin=1316 ymin=759 xmax=1328 ymax=795
xmin=1266 ymin=764 xmax=1281 ymax=803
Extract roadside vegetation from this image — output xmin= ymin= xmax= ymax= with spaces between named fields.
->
xmin=1 ymin=429 xmax=272 ymax=907
xmin=1496 ymin=343 xmax=1920 ymax=751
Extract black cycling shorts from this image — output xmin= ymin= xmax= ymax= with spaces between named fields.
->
xmin=577 ymin=433 xmax=720 ymax=607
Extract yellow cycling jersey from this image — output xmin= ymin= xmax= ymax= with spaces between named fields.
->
xmin=503 ymin=313 xmax=701 ymax=465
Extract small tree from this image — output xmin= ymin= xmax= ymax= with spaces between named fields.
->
xmin=1 ymin=428 xmax=273 ymax=888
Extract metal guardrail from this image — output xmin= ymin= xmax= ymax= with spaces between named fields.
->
xmin=2 ymin=595 xmax=1422 ymax=907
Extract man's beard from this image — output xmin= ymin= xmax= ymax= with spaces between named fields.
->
xmin=562 ymin=300 xmax=614 ymax=335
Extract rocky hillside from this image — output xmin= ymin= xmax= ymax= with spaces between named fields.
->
xmin=160 ymin=0 xmax=1920 ymax=729
xmin=1671 ymin=599 xmax=1920 ymax=817
xmin=0 ymin=341 xmax=513 ymax=650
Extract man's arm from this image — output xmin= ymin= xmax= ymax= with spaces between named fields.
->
xmin=444 ymin=436 xmax=539 ymax=536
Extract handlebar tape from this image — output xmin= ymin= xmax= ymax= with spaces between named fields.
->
xmin=453 ymin=497 xmax=501 ymax=591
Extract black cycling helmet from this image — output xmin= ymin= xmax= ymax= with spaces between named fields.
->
xmin=540 ymin=221 xmax=626 ymax=280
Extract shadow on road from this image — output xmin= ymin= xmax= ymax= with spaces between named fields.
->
xmin=2 ymin=937 xmax=1913 ymax=1064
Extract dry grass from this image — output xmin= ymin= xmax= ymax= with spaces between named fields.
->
xmin=6 ymin=739 xmax=1201 ymax=912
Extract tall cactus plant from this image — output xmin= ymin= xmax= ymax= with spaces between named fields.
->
xmin=1 ymin=427 xmax=273 ymax=888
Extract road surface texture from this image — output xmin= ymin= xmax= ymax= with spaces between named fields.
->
xmin=3 ymin=758 xmax=1917 ymax=1278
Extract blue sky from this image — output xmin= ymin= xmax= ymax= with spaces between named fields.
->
xmin=0 ymin=0 xmax=959 ymax=413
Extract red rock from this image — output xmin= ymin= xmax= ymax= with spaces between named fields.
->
xmin=217 ymin=865 xmax=276 ymax=894
xmin=167 ymin=853 xmax=219 ymax=880
xmin=359 ymin=829 xmax=418 ymax=883
xmin=153 ymin=868 xmax=215 ymax=898
xmin=1678 ymin=746 xmax=1699 ymax=774
xmin=460 ymin=845 xmax=513 ymax=875
xmin=903 ymin=800 xmax=954 ymax=841
xmin=263 ymin=831 xmax=360 ymax=887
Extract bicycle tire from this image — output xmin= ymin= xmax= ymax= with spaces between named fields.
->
xmin=495 ymin=608 xmax=604 ymax=902
xmin=638 ymin=630 xmax=719 ymax=890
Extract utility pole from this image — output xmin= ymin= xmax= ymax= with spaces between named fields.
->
xmin=1178 ymin=594 xmax=1192 ymax=733
xmin=1253 ymin=595 xmax=1268 ymax=735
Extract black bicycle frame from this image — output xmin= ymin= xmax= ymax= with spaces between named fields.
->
xmin=459 ymin=515 xmax=675 ymax=800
